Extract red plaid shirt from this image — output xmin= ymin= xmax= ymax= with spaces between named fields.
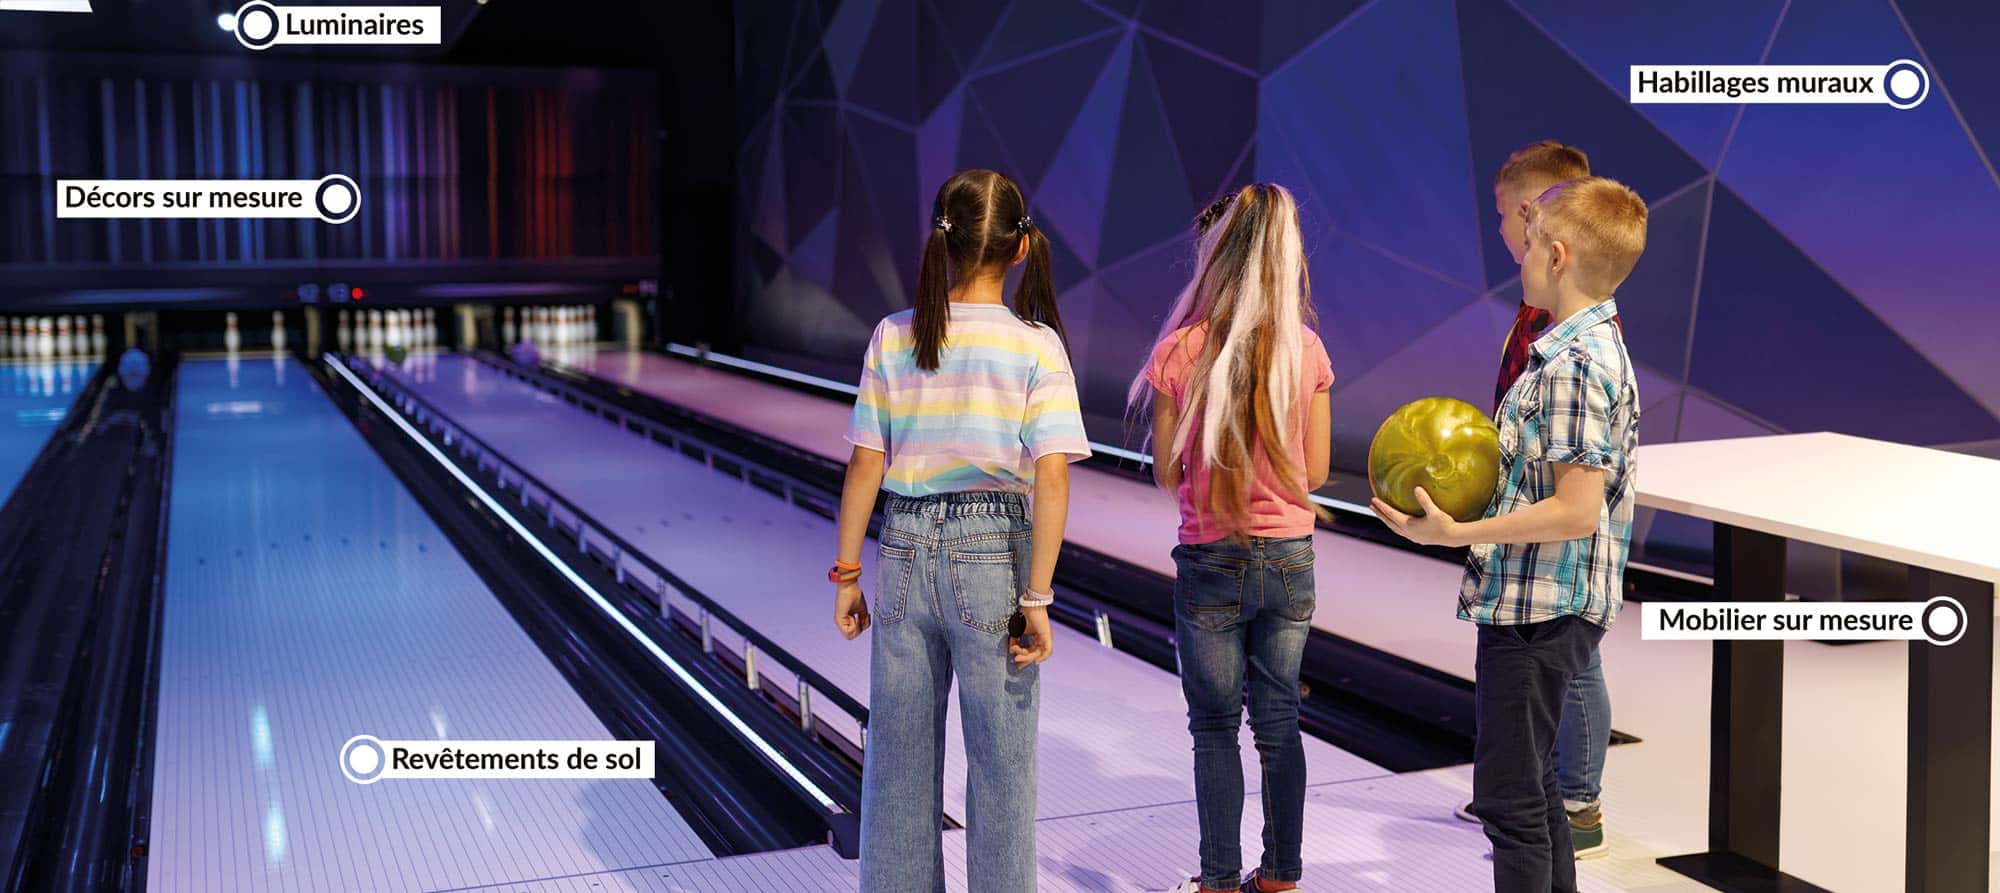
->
xmin=1496 ymin=303 xmax=1621 ymax=411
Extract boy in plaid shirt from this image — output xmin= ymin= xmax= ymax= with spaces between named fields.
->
xmin=1375 ymin=177 xmax=1647 ymax=893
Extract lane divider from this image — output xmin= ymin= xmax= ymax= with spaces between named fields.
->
xmin=325 ymin=354 xmax=843 ymax=813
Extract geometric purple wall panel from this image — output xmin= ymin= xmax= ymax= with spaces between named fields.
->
xmin=1260 ymin=0 xmax=1483 ymax=291
xmin=1456 ymin=0 xmax=1709 ymax=287
xmin=974 ymin=36 xmax=1123 ymax=190
xmin=1510 ymin=0 xmax=1786 ymax=167
xmin=977 ymin=0 xmax=1119 ymax=71
xmin=1256 ymin=0 xmax=1370 ymax=73
xmin=1898 ymin=0 xmax=2000 ymax=182
xmin=1613 ymin=181 xmax=1709 ymax=380
xmin=1138 ymin=2 xmax=1264 ymax=71
xmin=733 ymin=0 xmax=2000 ymax=483
xmin=1145 ymin=34 xmax=1257 ymax=206
xmin=1720 ymin=0 xmax=2000 ymax=424
xmin=1689 ymin=186 xmax=2000 ymax=445
xmin=1097 ymin=39 xmax=1199 ymax=268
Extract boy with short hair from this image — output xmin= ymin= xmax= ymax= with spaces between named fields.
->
xmin=1375 ymin=177 xmax=1647 ymax=893
xmin=1469 ymin=139 xmax=1617 ymax=861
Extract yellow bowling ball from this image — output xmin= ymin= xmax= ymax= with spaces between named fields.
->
xmin=1368 ymin=397 xmax=1500 ymax=523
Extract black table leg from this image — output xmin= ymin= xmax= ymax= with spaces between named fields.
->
xmin=1907 ymin=570 xmax=1993 ymax=892
xmin=1660 ymin=525 xmax=1829 ymax=891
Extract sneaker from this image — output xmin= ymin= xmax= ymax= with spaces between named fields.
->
xmin=1454 ymin=801 xmax=1479 ymax=823
xmin=1568 ymin=802 xmax=1608 ymax=859
xmin=1241 ymin=869 xmax=1302 ymax=891
xmin=1165 ymin=876 xmax=1241 ymax=893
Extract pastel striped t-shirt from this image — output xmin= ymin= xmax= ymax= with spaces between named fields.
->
xmin=844 ymin=303 xmax=1091 ymax=496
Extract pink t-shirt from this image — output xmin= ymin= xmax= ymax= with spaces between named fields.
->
xmin=1145 ymin=324 xmax=1335 ymax=544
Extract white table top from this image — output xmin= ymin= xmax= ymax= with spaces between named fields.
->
xmin=1634 ymin=432 xmax=2000 ymax=584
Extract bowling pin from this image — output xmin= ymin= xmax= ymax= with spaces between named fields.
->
xmin=55 ymin=316 xmax=71 ymax=357
xmin=368 ymin=309 xmax=384 ymax=350
xmin=271 ymin=311 xmax=287 ymax=352
xmin=36 ymin=316 xmax=53 ymax=357
xmin=223 ymin=312 xmax=241 ymax=352
xmin=89 ymin=315 xmax=105 ymax=355
xmin=5 ymin=317 xmax=17 ymax=356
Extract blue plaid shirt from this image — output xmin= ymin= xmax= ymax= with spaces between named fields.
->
xmin=1459 ymin=299 xmax=1639 ymax=629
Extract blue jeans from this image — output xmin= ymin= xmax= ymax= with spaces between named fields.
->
xmin=1172 ymin=535 xmax=1316 ymax=890
xmin=1470 ymin=616 xmax=1606 ymax=893
xmin=860 ymin=492 xmax=1038 ymax=893
xmin=1556 ymin=651 xmax=1609 ymax=806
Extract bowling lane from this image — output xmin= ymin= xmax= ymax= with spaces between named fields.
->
xmin=387 ymin=353 xmax=1384 ymax=825
xmin=150 ymin=357 xmax=712 ymax=893
xmin=0 ymin=360 xmax=96 ymax=505
xmin=566 ymin=348 xmax=1484 ymax=683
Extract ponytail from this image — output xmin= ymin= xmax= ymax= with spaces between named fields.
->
xmin=1013 ymin=223 xmax=1067 ymax=345
xmin=914 ymin=169 xmax=1060 ymax=370
xmin=913 ymin=223 xmax=951 ymax=371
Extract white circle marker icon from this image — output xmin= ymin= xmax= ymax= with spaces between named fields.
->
xmin=340 ymin=734 xmax=387 ymax=784
xmin=234 ymin=1 xmax=281 ymax=51
xmin=1921 ymin=596 xmax=1966 ymax=646
xmin=1883 ymin=59 xmax=1929 ymax=110
xmin=315 ymin=174 xmax=361 ymax=224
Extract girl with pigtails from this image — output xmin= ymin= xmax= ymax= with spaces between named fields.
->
xmin=1133 ymin=184 xmax=1334 ymax=893
xmin=829 ymin=168 xmax=1090 ymax=892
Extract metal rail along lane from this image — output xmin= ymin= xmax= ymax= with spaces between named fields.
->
xmin=328 ymin=353 xmax=872 ymax=845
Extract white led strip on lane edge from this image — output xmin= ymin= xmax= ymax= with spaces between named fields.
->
xmin=325 ymin=355 xmax=842 ymax=811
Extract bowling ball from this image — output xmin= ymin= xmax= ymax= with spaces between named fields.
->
xmin=384 ymin=344 xmax=408 ymax=366
xmin=1368 ymin=397 xmax=1500 ymax=523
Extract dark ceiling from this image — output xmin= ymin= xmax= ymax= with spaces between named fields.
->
xmin=0 ymin=0 xmax=702 ymax=68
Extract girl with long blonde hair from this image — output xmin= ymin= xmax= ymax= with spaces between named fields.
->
xmin=1131 ymin=183 xmax=1333 ymax=893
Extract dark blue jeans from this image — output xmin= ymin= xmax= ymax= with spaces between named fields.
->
xmin=1172 ymin=535 xmax=1316 ymax=890
xmin=1470 ymin=615 xmax=1607 ymax=893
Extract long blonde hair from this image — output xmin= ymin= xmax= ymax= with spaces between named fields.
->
xmin=1127 ymin=183 xmax=1324 ymax=531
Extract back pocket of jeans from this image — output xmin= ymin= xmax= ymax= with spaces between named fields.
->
xmin=875 ymin=541 xmax=916 ymax=624
xmin=1173 ymin=550 xmax=1244 ymax=631
xmin=1275 ymin=546 xmax=1318 ymax=623
xmin=948 ymin=548 xmax=1019 ymax=636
